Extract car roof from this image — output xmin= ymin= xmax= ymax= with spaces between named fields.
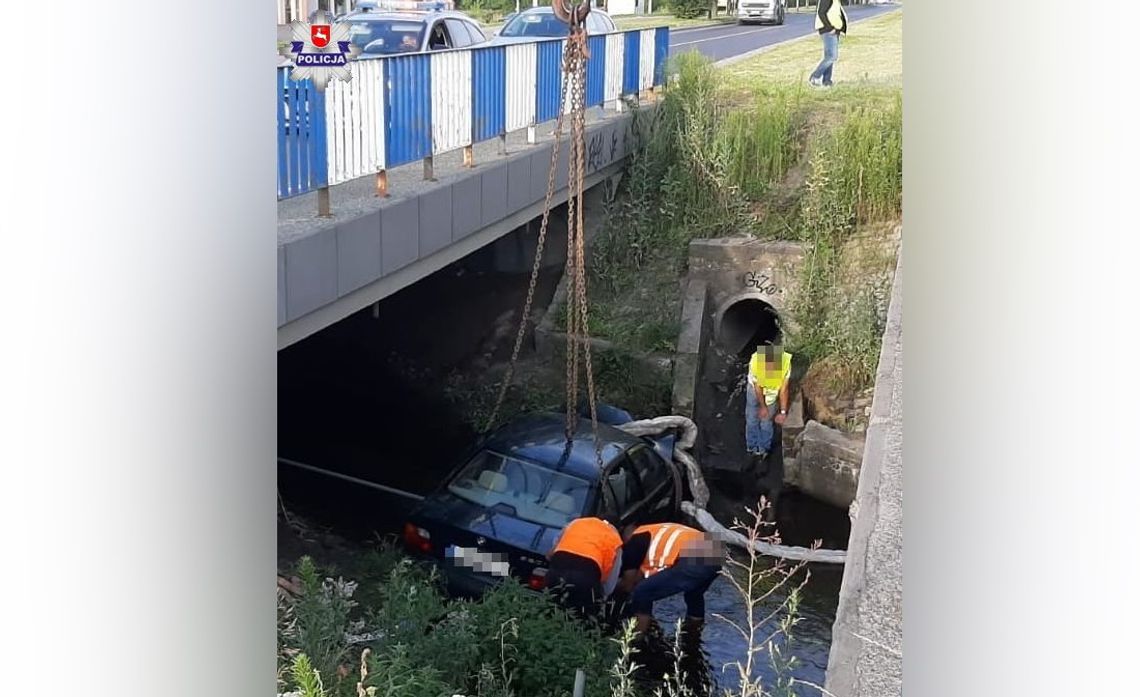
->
xmin=513 ymin=6 xmax=611 ymax=16
xmin=340 ymin=9 xmax=478 ymax=22
xmin=482 ymin=412 xmax=645 ymax=480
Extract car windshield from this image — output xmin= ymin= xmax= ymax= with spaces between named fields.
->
xmin=447 ymin=450 xmax=591 ymax=528
xmin=343 ymin=19 xmax=425 ymax=52
xmin=499 ymin=12 xmax=568 ymax=38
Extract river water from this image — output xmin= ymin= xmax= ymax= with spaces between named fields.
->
xmin=279 ymin=248 xmax=851 ymax=695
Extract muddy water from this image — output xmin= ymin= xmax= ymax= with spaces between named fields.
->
xmin=278 ymin=244 xmax=851 ymax=694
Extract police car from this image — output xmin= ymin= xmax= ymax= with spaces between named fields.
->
xmin=339 ymin=0 xmax=490 ymax=56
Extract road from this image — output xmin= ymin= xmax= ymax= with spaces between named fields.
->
xmin=668 ymin=3 xmax=899 ymax=63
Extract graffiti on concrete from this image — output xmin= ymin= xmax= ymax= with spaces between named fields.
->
xmin=586 ymin=131 xmax=606 ymax=172
xmin=743 ymin=271 xmax=779 ymax=295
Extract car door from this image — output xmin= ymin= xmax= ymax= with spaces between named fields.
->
xmin=425 ymin=19 xmax=453 ymax=51
xmin=625 ymin=445 xmax=678 ymax=523
xmin=463 ymin=19 xmax=489 ymax=47
xmin=444 ymin=18 xmax=474 ymax=48
xmin=594 ymin=455 xmax=646 ymax=528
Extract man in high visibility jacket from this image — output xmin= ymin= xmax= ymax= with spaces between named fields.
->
xmin=809 ymin=0 xmax=848 ymax=88
xmin=745 ymin=343 xmax=793 ymax=461
xmin=617 ymin=522 xmax=724 ymax=634
xmin=546 ymin=516 xmax=624 ymax=618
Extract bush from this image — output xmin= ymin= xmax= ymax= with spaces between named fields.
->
xmin=669 ymin=0 xmax=712 ymax=20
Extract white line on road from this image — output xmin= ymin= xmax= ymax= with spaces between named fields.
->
xmin=672 ymin=25 xmax=779 ymax=47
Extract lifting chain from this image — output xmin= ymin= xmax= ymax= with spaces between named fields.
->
xmin=484 ymin=3 xmax=604 ymax=469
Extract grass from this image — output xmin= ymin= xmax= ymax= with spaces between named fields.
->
xmin=582 ymin=8 xmax=901 ymax=395
xmin=723 ymin=7 xmax=902 ymax=88
xmin=278 ymin=505 xmax=814 ymax=697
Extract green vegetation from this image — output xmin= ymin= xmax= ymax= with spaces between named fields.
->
xmin=278 ymin=507 xmax=809 ymax=697
xmin=585 ymin=10 xmax=902 ymax=394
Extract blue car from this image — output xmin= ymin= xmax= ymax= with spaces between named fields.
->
xmin=402 ymin=408 xmax=685 ymax=596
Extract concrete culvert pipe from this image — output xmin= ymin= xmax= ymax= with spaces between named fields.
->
xmin=717 ymin=298 xmax=782 ymax=356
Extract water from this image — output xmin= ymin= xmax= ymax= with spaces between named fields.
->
xmin=278 ymin=246 xmax=851 ymax=695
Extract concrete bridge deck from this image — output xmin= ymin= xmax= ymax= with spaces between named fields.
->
xmin=277 ymin=103 xmax=638 ymax=349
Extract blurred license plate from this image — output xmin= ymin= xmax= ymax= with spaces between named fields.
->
xmin=446 ymin=545 xmax=511 ymax=577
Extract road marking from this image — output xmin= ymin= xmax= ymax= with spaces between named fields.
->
xmin=672 ymin=26 xmax=780 ymax=48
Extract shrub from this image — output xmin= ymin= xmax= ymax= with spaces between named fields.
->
xmin=670 ymin=0 xmax=712 ymax=20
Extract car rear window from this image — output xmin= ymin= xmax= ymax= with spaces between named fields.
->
xmin=499 ymin=13 xmax=568 ymax=38
xmin=448 ymin=450 xmax=591 ymax=528
xmin=344 ymin=19 xmax=426 ymax=52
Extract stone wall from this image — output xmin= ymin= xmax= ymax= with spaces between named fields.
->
xmin=824 ymin=244 xmax=903 ymax=697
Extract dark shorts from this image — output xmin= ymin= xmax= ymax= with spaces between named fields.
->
xmin=629 ymin=560 xmax=721 ymax=620
xmin=547 ymin=551 xmax=603 ymax=618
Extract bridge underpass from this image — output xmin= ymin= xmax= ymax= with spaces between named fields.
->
xmin=277 ymin=185 xmax=609 ymax=534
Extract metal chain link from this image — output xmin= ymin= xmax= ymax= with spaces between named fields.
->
xmin=485 ymin=17 xmax=604 ymax=471
xmin=482 ymin=39 xmax=577 ymax=433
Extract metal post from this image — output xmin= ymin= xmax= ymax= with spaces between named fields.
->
xmin=375 ymin=170 xmax=389 ymax=197
xmin=423 ymin=155 xmax=434 ymax=181
xmin=463 ymin=144 xmax=475 ymax=168
xmin=572 ymin=669 xmax=586 ymax=697
xmin=527 ymin=125 xmax=537 ymax=144
xmin=317 ymin=186 xmax=331 ymax=217
xmin=499 ymin=133 xmax=508 ymax=156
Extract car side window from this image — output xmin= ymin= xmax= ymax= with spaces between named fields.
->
xmin=427 ymin=20 xmax=452 ymax=50
xmin=602 ymin=458 xmax=645 ymax=520
xmin=445 ymin=18 xmax=473 ymax=48
xmin=627 ymin=446 xmax=670 ymax=497
xmin=464 ymin=20 xmax=487 ymax=45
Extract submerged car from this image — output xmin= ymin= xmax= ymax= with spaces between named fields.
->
xmin=488 ymin=6 xmax=617 ymax=45
xmin=402 ymin=408 xmax=685 ymax=596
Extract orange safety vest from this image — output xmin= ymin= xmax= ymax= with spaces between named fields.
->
xmin=633 ymin=523 xmax=705 ymax=578
xmin=553 ymin=517 xmax=622 ymax=579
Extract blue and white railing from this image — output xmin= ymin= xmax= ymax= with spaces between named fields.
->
xmin=277 ymin=27 xmax=670 ymax=204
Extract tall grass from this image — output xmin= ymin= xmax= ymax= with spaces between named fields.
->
xmin=587 ymin=52 xmax=902 ymax=394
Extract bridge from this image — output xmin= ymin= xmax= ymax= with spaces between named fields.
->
xmin=277 ymin=28 xmax=669 ymax=349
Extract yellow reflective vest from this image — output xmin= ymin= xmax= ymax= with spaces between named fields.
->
xmin=815 ymin=0 xmax=848 ymax=34
xmin=748 ymin=350 xmax=792 ymax=404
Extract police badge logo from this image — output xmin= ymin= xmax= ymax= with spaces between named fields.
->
xmin=279 ymin=11 xmax=361 ymax=92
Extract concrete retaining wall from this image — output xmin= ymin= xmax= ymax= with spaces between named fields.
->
xmin=824 ymin=244 xmax=903 ymax=697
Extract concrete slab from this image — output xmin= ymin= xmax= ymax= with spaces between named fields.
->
xmin=480 ymin=163 xmax=509 ymax=227
xmin=506 ymin=156 xmax=534 ymax=211
xmin=277 ymin=246 xmax=287 ymax=326
xmin=451 ymin=174 xmax=482 ymax=241
xmin=825 ymin=245 xmax=903 ymax=697
xmin=380 ymin=198 xmax=419 ymax=275
xmin=417 ymin=186 xmax=453 ymax=257
xmin=284 ymin=229 xmax=338 ymax=321
xmin=335 ymin=212 xmax=382 ymax=297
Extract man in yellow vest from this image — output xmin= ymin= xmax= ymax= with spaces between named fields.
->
xmin=617 ymin=522 xmax=724 ymax=634
xmin=746 ymin=343 xmax=793 ymax=462
xmin=809 ymin=0 xmax=848 ymax=88
xmin=546 ymin=516 xmax=624 ymax=619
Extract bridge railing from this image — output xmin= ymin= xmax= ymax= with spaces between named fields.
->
xmin=277 ymin=27 xmax=670 ymax=209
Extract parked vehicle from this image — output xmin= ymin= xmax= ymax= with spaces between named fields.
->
xmin=737 ymin=0 xmax=785 ymax=25
xmin=339 ymin=0 xmax=490 ymax=56
xmin=488 ymin=6 xmax=617 ymax=45
xmin=402 ymin=408 xmax=685 ymax=597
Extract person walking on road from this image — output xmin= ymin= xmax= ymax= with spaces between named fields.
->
xmin=546 ymin=516 xmax=624 ymax=619
xmin=809 ymin=0 xmax=848 ymax=88
xmin=618 ymin=523 xmax=725 ymax=635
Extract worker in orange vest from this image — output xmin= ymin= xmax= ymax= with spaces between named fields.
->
xmin=617 ymin=522 xmax=724 ymax=633
xmin=546 ymin=516 xmax=624 ymax=618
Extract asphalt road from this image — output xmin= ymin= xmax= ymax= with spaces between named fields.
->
xmin=668 ymin=3 xmax=899 ymax=63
